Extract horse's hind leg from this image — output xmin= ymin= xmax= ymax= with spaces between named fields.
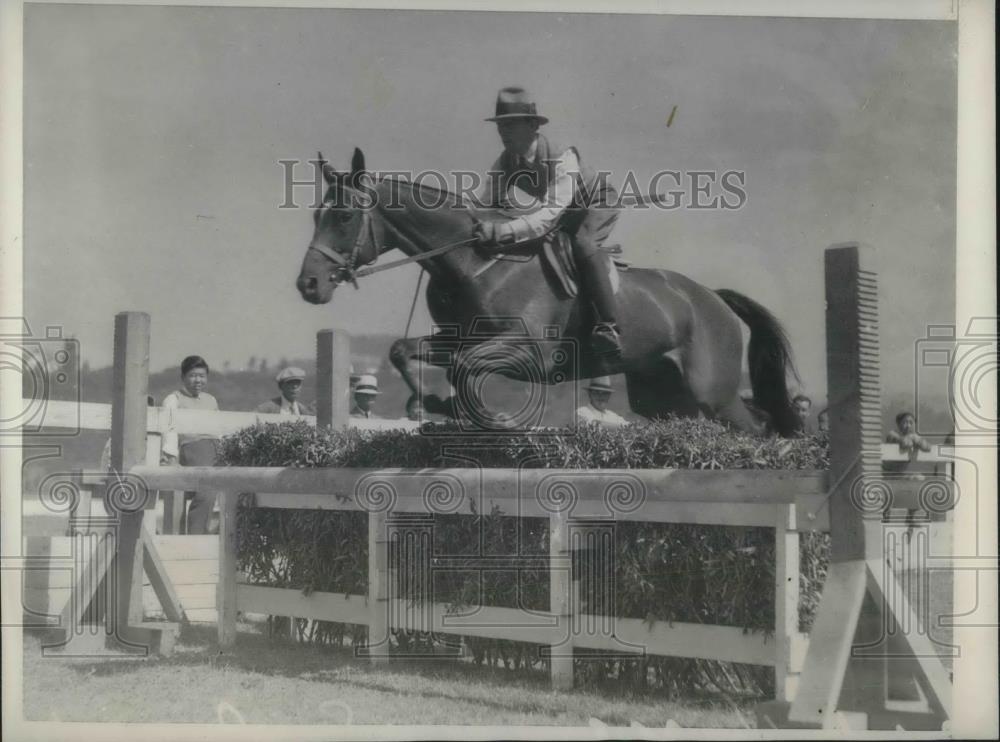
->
xmin=625 ymin=358 xmax=701 ymax=421
xmin=714 ymin=396 xmax=767 ymax=436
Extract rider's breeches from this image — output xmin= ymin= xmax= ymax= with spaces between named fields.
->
xmin=567 ymin=206 xmax=620 ymax=259
xmin=567 ymin=206 xmax=621 ymax=325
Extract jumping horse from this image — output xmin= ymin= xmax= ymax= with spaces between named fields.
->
xmin=296 ymin=148 xmax=801 ymax=436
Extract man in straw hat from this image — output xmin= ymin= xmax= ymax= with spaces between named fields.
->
xmin=256 ymin=367 xmax=313 ymax=416
xmin=576 ymin=376 xmax=627 ymax=428
xmin=351 ymin=374 xmax=380 ymax=419
xmin=474 ymin=86 xmax=623 ymax=360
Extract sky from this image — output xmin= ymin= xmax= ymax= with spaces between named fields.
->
xmin=23 ymin=6 xmax=957 ymax=404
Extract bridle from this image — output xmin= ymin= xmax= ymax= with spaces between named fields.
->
xmin=306 ymin=177 xmax=478 ymax=288
xmin=307 ymin=184 xmax=382 ymax=289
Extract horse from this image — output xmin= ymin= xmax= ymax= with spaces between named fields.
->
xmin=296 ymin=148 xmax=801 ymax=436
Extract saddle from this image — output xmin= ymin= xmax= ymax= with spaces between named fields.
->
xmin=480 ymin=202 xmax=628 ymax=300
xmin=540 ymin=232 xmax=627 ymax=299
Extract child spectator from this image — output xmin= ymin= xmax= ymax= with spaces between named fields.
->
xmin=161 ymin=355 xmax=220 ymax=534
xmin=886 ymin=411 xmax=932 ymax=460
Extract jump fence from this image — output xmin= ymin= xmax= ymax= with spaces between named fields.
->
xmin=20 ymin=244 xmax=956 ymax=730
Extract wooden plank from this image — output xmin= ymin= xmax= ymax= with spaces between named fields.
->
xmin=217 ymin=492 xmax=238 ymax=648
xmin=574 ymin=616 xmax=777 ymax=667
xmin=788 ymin=560 xmax=868 ymax=727
xmin=141 ymin=528 xmax=185 ymax=623
xmin=251 ymin=491 xmax=795 ymax=527
xmin=143 ymin=560 xmax=218 ymax=585
xmin=130 ymin=465 xmax=827 ymax=507
xmin=151 ymin=535 xmax=218 ymax=561
xmin=26 ymin=398 xmax=417 ymax=436
xmin=237 ymin=586 xmax=370 ymax=625
xmin=391 ymin=601 xmax=562 ymax=644
xmin=145 ymin=584 xmax=215 ymax=611
xmin=30 ymin=577 xmax=213 ymax=615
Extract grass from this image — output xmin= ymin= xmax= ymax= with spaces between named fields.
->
xmin=22 ymin=621 xmax=754 ymax=728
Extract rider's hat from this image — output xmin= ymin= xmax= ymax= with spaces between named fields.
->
xmin=485 ymin=87 xmax=549 ymax=125
xmin=586 ymin=376 xmax=614 ymax=394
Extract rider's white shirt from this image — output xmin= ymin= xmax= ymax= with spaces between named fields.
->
xmin=481 ymin=137 xmax=580 ymax=243
xmin=576 ymin=404 xmax=627 ymax=428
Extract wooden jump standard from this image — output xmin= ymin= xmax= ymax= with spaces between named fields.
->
xmin=53 ymin=245 xmax=953 ymax=730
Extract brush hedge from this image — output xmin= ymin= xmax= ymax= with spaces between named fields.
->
xmin=220 ymin=418 xmax=830 ymax=699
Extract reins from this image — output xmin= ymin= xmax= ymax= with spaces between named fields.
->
xmin=307 ymin=178 xmax=479 ymax=288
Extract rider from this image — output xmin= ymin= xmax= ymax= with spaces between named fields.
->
xmin=473 ymin=86 xmax=623 ymax=360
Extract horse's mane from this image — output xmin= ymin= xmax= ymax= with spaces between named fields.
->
xmin=323 ymin=173 xmax=525 ymax=219
xmin=375 ymin=175 xmax=531 ymax=219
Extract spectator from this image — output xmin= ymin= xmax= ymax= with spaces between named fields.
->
xmin=576 ymin=377 xmax=627 ymax=428
xmin=351 ymin=374 xmax=379 ymax=419
xmin=792 ymin=394 xmax=813 ymax=435
xmin=817 ymin=407 xmax=829 ymax=434
xmin=405 ymin=395 xmax=424 ymax=422
xmin=256 ymin=367 xmax=313 ymax=416
xmin=161 ymin=355 xmax=220 ymax=535
xmin=886 ymin=411 xmax=931 ymax=459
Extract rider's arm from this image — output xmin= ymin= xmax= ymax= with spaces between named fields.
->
xmin=496 ymin=148 xmax=580 ymax=243
xmin=475 ymin=157 xmax=505 ymax=209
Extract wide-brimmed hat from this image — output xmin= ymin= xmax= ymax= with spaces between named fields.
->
xmin=485 ymin=86 xmax=549 ymax=125
xmin=275 ymin=367 xmax=306 ymax=384
xmin=586 ymin=376 xmax=614 ymax=393
xmin=355 ymin=374 xmax=379 ymax=396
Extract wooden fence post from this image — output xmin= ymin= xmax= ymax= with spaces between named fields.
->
xmin=367 ymin=510 xmax=390 ymax=664
xmin=100 ymin=311 xmax=178 ymax=653
xmin=316 ymin=329 xmax=351 ymax=429
xmin=774 ymin=503 xmax=800 ymax=702
xmin=217 ymin=491 xmax=239 ymax=649
xmin=549 ymin=512 xmax=573 ymax=690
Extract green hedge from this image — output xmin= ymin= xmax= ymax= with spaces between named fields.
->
xmin=221 ymin=418 xmax=830 ymax=699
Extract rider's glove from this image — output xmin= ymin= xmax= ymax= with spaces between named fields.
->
xmin=473 ymin=219 xmax=499 ymax=247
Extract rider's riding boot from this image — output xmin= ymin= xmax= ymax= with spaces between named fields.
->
xmin=577 ymin=251 xmax=623 ymax=359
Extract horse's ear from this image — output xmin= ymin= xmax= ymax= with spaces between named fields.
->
xmin=318 ymin=151 xmax=338 ymax=185
xmin=350 ymin=147 xmax=366 ymax=179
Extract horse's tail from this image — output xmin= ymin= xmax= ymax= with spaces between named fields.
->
xmin=715 ymin=289 xmax=801 ymax=438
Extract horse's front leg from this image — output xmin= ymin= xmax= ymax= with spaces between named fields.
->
xmin=389 ymin=335 xmax=457 ymax=415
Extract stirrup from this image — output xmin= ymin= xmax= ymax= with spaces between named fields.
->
xmin=590 ymin=323 xmax=623 ymax=358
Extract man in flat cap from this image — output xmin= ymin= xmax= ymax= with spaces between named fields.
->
xmin=256 ymin=367 xmax=313 ymax=416
xmin=351 ymin=374 xmax=380 ymax=419
xmin=474 ymin=86 xmax=623 ymax=359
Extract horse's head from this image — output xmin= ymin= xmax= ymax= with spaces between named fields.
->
xmin=297 ymin=148 xmax=378 ymax=304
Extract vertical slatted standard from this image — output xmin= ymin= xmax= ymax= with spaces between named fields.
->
xmin=788 ymin=245 xmax=881 ymax=726
xmin=781 ymin=245 xmax=951 ymax=731
xmin=316 ymin=329 xmax=351 ymax=429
